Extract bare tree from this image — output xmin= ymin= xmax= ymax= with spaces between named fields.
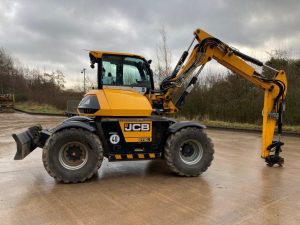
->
xmin=155 ymin=26 xmax=172 ymax=82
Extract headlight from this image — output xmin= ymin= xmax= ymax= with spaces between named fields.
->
xmin=78 ymin=95 xmax=100 ymax=114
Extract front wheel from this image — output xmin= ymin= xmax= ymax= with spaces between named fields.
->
xmin=164 ymin=127 xmax=214 ymax=177
xmin=43 ymin=128 xmax=103 ymax=183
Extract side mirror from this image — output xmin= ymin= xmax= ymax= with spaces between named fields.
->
xmin=90 ymin=63 xmax=95 ymax=69
xmin=148 ymin=60 xmax=152 ymax=64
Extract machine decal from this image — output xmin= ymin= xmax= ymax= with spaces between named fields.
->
xmin=124 ymin=123 xmax=150 ymax=132
xmin=119 ymin=121 xmax=152 ymax=142
xmin=138 ymin=137 xmax=151 ymax=142
xmin=109 ymin=134 xmax=120 ymax=144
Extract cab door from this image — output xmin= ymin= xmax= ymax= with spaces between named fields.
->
xmin=101 ymin=55 xmax=153 ymax=94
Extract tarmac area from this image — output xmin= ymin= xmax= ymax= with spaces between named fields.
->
xmin=0 ymin=113 xmax=299 ymax=225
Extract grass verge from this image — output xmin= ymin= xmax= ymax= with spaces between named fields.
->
xmin=14 ymin=102 xmax=64 ymax=114
xmin=203 ymin=120 xmax=300 ymax=134
xmin=177 ymin=118 xmax=300 ymax=134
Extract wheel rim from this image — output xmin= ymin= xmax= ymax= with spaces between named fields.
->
xmin=179 ymin=139 xmax=203 ymax=165
xmin=59 ymin=142 xmax=88 ymax=170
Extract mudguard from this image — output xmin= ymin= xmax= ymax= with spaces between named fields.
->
xmin=50 ymin=120 xmax=96 ymax=133
xmin=51 ymin=116 xmax=96 ymax=133
xmin=62 ymin=116 xmax=93 ymax=123
xmin=168 ymin=121 xmax=206 ymax=134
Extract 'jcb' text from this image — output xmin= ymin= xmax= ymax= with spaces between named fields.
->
xmin=124 ymin=123 xmax=150 ymax=132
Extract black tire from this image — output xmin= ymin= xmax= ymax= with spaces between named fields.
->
xmin=43 ymin=128 xmax=103 ymax=183
xmin=164 ymin=127 xmax=214 ymax=177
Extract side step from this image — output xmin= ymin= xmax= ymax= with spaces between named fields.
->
xmin=109 ymin=153 xmax=161 ymax=161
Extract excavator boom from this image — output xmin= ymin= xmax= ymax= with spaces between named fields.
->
xmin=154 ymin=28 xmax=287 ymax=166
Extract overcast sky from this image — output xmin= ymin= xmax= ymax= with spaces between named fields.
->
xmin=1 ymin=0 xmax=299 ymax=88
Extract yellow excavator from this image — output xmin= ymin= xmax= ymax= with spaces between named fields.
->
xmin=13 ymin=28 xmax=287 ymax=183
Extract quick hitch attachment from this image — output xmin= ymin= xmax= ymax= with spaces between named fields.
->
xmin=265 ymin=141 xmax=284 ymax=166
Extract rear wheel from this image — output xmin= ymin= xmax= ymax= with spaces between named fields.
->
xmin=43 ymin=128 xmax=103 ymax=183
xmin=164 ymin=127 xmax=214 ymax=176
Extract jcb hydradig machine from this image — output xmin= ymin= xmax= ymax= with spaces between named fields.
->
xmin=13 ymin=28 xmax=287 ymax=183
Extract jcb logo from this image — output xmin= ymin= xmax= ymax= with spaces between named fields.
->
xmin=124 ymin=123 xmax=150 ymax=132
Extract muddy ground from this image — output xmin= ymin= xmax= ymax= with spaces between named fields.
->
xmin=0 ymin=113 xmax=299 ymax=225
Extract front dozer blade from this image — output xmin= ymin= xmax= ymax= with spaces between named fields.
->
xmin=12 ymin=125 xmax=42 ymax=160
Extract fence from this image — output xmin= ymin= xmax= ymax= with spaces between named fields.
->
xmin=65 ymin=99 xmax=80 ymax=117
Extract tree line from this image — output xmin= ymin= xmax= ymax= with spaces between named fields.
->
xmin=180 ymin=55 xmax=300 ymax=125
xmin=0 ymin=48 xmax=82 ymax=109
xmin=1 ymin=46 xmax=299 ymax=126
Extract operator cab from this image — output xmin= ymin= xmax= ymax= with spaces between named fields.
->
xmin=89 ymin=51 xmax=154 ymax=94
xmin=77 ymin=51 xmax=154 ymax=117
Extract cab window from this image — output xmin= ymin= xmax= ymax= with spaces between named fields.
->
xmin=102 ymin=55 xmax=152 ymax=88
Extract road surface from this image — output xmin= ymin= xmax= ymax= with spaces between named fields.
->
xmin=0 ymin=113 xmax=299 ymax=225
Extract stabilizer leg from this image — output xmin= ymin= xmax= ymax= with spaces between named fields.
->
xmin=265 ymin=141 xmax=284 ymax=167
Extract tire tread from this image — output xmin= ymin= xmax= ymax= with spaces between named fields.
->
xmin=42 ymin=128 xmax=103 ymax=183
xmin=164 ymin=127 xmax=214 ymax=177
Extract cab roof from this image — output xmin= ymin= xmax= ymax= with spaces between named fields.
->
xmin=89 ymin=51 xmax=145 ymax=60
